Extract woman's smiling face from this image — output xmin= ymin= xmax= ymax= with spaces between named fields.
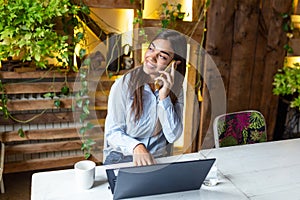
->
xmin=143 ymin=39 xmax=174 ymax=79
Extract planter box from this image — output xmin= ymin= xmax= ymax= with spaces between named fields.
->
xmin=0 ymin=70 xmax=114 ymax=173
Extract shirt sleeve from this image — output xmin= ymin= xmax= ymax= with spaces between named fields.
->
xmin=104 ymin=77 xmax=141 ymax=155
xmin=157 ymin=89 xmax=184 ymax=143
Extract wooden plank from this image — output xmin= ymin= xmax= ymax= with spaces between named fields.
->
xmin=6 ymin=139 xmax=104 ymax=155
xmin=5 ymin=140 xmax=83 ymax=155
xmin=3 ymin=82 xmax=78 ymax=94
xmin=3 ymin=155 xmax=102 ymax=173
xmin=143 ymin=20 xmax=204 ymax=43
xmin=92 ymin=106 xmax=107 ymax=111
xmin=6 ymin=98 xmax=74 ymax=111
xmin=259 ymin=0 xmax=293 ymax=140
xmin=74 ymin=0 xmax=141 ymax=9
xmin=4 ymin=95 xmax=108 ymax=111
xmin=227 ymin=0 xmax=261 ymax=111
xmin=0 ymin=71 xmax=77 ymax=79
xmin=183 ymin=65 xmax=197 ymax=153
xmin=0 ymin=112 xmax=105 ymax=125
xmin=0 ymin=111 xmax=75 ymax=125
xmin=249 ymin=1 xmax=269 ymax=109
xmin=193 ymin=0 xmax=205 ymax=22
xmin=200 ymin=0 xmax=236 ymax=149
xmin=0 ymin=126 xmax=104 ymax=142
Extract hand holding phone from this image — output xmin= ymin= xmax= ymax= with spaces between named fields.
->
xmin=154 ymin=60 xmax=177 ymax=91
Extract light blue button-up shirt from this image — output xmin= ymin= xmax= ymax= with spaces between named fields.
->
xmin=103 ymin=71 xmax=184 ymax=160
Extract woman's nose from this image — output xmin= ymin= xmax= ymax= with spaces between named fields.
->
xmin=149 ymin=51 xmax=158 ymax=61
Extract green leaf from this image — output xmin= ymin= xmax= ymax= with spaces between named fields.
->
xmin=79 ymin=126 xmax=86 ymax=135
xmin=86 ymin=122 xmax=94 ymax=130
xmin=79 ymin=48 xmax=87 ymax=59
xmin=281 ymin=13 xmax=289 ymax=19
xmin=205 ymin=0 xmax=211 ymax=8
xmin=80 ymin=112 xmax=88 ymax=122
xmin=81 ymin=5 xmax=90 ymax=14
xmin=83 ymin=104 xmax=90 ymax=115
xmin=86 ymin=138 xmax=96 ymax=146
xmin=18 ymin=128 xmax=25 ymax=138
xmin=43 ymin=92 xmax=53 ymax=98
xmin=84 ymin=152 xmax=91 ymax=159
xmin=283 ymin=23 xmax=290 ymax=32
xmin=83 ymin=58 xmax=91 ymax=66
xmin=76 ymin=32 xmax=84 ymax=42
xmin=61 ymin=86 xmax=69 ymax=95
xmin=76 ymin=99 xmax=83 ymax=108
xmin=54 ymin=99 xmax=61 ymax=108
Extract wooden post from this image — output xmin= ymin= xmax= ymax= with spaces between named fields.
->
xmin=183 ymin=64 xmax=197 ymax=153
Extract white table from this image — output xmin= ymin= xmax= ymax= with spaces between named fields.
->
xmin=31 ymin=138 xmax=300 ymax=200
xmin=200 ymin=138 xmax=300 ymax=200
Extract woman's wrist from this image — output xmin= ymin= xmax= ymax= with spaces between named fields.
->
xmin=133 ymin=143 xmax=148 ymax=154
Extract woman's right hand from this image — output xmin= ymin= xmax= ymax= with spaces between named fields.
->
xmin=133 ymin=144 xmax=156 ymax=166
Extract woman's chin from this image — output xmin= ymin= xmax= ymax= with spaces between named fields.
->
xmin=143 ymin=65 xmax=155 ymax=75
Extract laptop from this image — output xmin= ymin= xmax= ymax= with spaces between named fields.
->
xmin=106 ymin=158 xmax=216 ymax=200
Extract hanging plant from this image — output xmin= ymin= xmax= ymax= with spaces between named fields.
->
xmin=0 ymin=0 xmax=90 ymax=71
xmin=73 ymin=55 xmax=96 ymax=159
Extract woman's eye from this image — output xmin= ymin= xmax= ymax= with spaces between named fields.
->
xmin=159 ymin=54 xmax=168 ymax=60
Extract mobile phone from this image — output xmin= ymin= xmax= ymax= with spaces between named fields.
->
xmin=154 ymin=60 xmax=176 ymax=91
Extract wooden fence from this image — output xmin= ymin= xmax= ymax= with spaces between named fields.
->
xmin=199 ymin=0 xmax=293 ymax=148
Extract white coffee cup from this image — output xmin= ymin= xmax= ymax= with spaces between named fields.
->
xmin=74 ymin=160 xmax=96 ymax=190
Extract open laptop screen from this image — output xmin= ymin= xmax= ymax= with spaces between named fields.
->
xmin=106 ymin=158 xmax=216 ymax=200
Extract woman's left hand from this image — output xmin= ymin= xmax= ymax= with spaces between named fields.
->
xmin=133 ymin=144 xmax=156 ymax=166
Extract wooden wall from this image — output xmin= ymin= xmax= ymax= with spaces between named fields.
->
xmin=199 ymin=0 xmax=293 ymax=149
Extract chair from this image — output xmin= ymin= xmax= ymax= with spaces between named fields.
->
xmin=213 ymin=110 xmax=267 ymax=148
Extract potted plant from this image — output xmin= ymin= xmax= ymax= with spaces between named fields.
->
xmin=273 ymin=63 xmax=300 ymax=110
xmin=157 ymin=2 xmax=185 ymax=28
xmin=0 ymin=0 xmax=89 ymax=71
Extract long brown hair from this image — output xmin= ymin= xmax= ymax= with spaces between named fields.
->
xmin=126 ymin=30 xmax=187 ymax=122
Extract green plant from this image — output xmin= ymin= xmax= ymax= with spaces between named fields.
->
xmin=282 ymin=12 xmax=294 ymax=54
xmin=273 ymin=64 xmax=300 ymax=109
xmin=0 ymin=80 xmax=9 ymax=119
xmin=74 ymin=59 xmax=96 ymax=159
xmin=158 ymin=2 xmax=185 ymax=28
xmin=0 ymin=0 xmax=89 ymax=70
xmin=0 ymin=70 xmax=72 ymax=139
xmin=274 ymin=1 xmax=300 ymax=110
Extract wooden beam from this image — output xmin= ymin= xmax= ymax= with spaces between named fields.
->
xmin=5 ymin=140 xmax=83 ymax=154
xmin=183 ymin=65 xmax=197 ymax=153
xmin=73 ymin=0 xmax=141 ymax=9
xmin=143 ymin=20 xmax=204 ymax=43
xmin=200 ymin=0 xmax=236 ymax=150
xmin=0 ymin=71 xmax=77 ymax=79
xmin=259 ymin=0 xmax=292 ymax=140
xmin=0 ymin=111 xmax=74 ymax=125
xmin=0 ymin=126 xmax=104 ymax=142
xmin=3 ymin=82 xmax=77 ymax=94
xmin=6 ymin=98 xmax=74 ymax=111
xmin=3 ymin=155 xmax=102 ymax=173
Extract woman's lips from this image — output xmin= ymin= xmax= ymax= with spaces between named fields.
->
xmin=145 ymin=60 xmax=156 ymax=70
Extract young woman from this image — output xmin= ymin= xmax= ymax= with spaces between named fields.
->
xmin=103 ymin=29 xmax=187 ymax=166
